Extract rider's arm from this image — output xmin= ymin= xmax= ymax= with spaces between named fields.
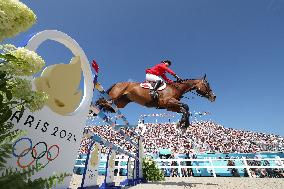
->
xmin=163 ymin=65 xmax=182 ymax=81
xmin=161 ymin=63 xmax=176 ymax=75
xmin=161 ymin=73 xmax=173 ymax=83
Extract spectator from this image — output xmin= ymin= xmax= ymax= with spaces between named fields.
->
xmin=227 ymin=160 xmax=240 ymax=177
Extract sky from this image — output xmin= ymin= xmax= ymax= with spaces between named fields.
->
xmin=5 ymin=0 xmax=284 ymax=136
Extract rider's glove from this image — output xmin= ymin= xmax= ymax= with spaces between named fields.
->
xmin=174 ymin=74 xmax=182 ymax=82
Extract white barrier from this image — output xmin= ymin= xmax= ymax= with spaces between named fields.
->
xmin=153 ymin=157 xmax=284 ymax=178
xmin=75 ymin=157 xmax=284 ymax=179
xmin=83 ymin=143 xmax=101 ymax=188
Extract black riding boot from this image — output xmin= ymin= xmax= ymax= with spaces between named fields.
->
xmin=150 ymin=80 xmax=162 ymax=100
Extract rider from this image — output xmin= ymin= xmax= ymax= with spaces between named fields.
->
xmin=145 ymin=60 xmax=182 ymax=99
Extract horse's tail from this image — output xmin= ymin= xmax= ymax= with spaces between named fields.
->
xmin=95 ymin=97 xmax=115 ymax=113
xmin=94 ymin=84 xmax=117 ymax=113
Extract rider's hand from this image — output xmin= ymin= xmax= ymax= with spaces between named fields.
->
xmin=174 ymin=74 xmax=182 ymax=82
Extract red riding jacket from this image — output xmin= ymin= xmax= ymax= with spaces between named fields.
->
xmin=146 ymin=63 xmax=176 ymax=83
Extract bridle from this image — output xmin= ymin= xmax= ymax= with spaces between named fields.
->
xmin=172 ymin=78 xmax=212 ymax=100
xmin=193 ymin=79 xmax=213 ymax=99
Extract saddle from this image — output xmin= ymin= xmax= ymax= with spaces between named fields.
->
xmin=140 ymin=81 xmax=167 ymax=90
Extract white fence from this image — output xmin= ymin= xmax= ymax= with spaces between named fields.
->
xmin=154 ymin=157 xmax=284 ymax=178
xmin=74 ymin=157 xmax=284 ymax=178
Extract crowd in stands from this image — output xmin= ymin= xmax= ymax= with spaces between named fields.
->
xmin=80 ymin=120 xmax=284 ymax=155
xmin=79 ymin=125 xmax=137 ymax=154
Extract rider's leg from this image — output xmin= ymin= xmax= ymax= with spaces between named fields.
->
xmin=146 ymin=74 xmax=161 ymax=82
xmin=146 ymin=74 xmax=163 ymax=99
xmin=150 ymin=80 xmax=162 ymax=99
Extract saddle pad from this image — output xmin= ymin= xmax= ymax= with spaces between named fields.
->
xmin=140 ymin=82 xmax=166 ymax=91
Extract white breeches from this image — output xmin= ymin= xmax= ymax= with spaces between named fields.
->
xmin=146 ymin=74 xmax=163 ymax=82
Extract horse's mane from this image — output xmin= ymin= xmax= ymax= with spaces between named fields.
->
xmin=168 ymin=79 xmax=198 ymax=89
xmin=169 ymin=78 xmax=196 ymax=84
xmin=179 ymin=78 xmax=197 ymax=82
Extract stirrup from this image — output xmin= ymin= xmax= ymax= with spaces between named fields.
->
xmin=150 ymin=90 xmax=159 ymax=100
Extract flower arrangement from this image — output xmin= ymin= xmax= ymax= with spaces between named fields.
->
xmin=0 ymin=0 xmax=36 ymax=41
xmin=0 ymin=44 xmax=48 ymax=111
xmin=0 ymin=44 xmax=45 ymax=76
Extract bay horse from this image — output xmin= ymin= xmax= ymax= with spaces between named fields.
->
xmin=95 ymin=74 xmax=216 ymax=128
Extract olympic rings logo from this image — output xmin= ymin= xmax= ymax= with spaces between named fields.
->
xmin=12 ymin=137 xmax=60 ymax=169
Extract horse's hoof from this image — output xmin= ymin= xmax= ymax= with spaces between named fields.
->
xmin=180 ymin=123 xmax=186 ymax=130
xmin=181 ymin=117 xmax=186 ymax=122
xmin=184 ymin=121 xmax=191 ymax=128
xmin=177 ymin=121 xmax=186 ymax=128
xmin=176 ymin=122 xmax=181 ymax=128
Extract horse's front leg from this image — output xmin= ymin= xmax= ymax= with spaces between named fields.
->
xmin=179 ymin=103 xmax=190 ymax=127
xmin=163 ymin=98 xmax=190 ymax=128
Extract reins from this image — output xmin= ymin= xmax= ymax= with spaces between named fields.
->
xmin=170 ymin=79 xmax=210 ymax=100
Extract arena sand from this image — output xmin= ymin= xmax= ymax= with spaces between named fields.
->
xmin=69 ymin=174 xmax=284 ymax=189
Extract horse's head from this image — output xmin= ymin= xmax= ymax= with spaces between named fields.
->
xmin=195 ymin=74 xmax=216 ymax=102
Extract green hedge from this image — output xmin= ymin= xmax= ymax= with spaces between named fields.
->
xmin=142 ymin=157 xmax=165 ymax=182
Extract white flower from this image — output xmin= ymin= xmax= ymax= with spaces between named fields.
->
xmin=0 ymin=0 xmax=36 ymax=41
xmin=6 ymin=77 xmax=49 ymax=111
xmin=26 ymin=91 xmax=49 ymax=112
xmin=0 ymin=44 xmax=45 ymax=76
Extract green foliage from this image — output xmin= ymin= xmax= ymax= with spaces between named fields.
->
xmin=26 ymin=172 xmax=71 ymax=189
xmin=0 ymin=119 xmax=26 ymax=170
xmin=0 ymin=164 xmax=71 ymax=189
xmin=142 ymin=157 xmax=165 ymax=182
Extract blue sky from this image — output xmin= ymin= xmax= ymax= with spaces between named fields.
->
xmin=5 ymin=0 xmax=284 ymax=136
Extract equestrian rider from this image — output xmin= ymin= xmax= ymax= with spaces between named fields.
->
xmin=146 ymin=60 xmax=182 ymax=99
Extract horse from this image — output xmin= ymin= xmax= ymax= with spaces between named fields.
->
xmin=95 ymin=74 xmax=216 ymax=128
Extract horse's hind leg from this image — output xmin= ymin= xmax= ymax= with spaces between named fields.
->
xmin=114 ymin=94 xmax=131 ymax=108
xmin=108 ymin=83 xmax=128 ymax=100
xmin=106 ymin=83 xmax=130 ymax=109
